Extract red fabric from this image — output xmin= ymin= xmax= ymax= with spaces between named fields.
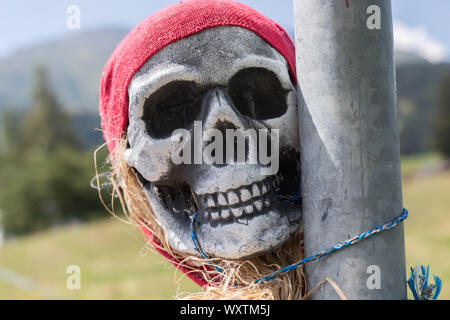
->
xmin=99 ymin=0 xmax=297 ymax=287
xmin=99 ymin=0 xmax=297 ymax=154
xmin=140 ymin=226 xmax=210 ymax=287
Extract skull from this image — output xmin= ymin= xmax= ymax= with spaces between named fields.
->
xmin=125 ymin=26 xmax=301 ymax=260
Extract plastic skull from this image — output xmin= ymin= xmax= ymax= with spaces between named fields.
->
xmin=125 ymin=26 xmax=302 ymax=260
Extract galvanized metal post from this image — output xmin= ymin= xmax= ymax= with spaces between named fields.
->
xmin=293 ymin=0 xmax=406 ymax=299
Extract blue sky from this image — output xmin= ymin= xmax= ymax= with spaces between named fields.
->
xmin=1 ymin=0 xmax=449 ymax=62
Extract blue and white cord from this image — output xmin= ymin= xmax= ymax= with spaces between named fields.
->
xmin=189 ymin=197 xmax=441 ymax=299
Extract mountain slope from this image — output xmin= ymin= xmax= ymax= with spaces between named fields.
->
xmin=0 ymin=29 xmax=128 ymax=114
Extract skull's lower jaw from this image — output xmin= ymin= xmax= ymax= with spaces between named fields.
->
xmin=196 ymin=200 xmax=302 ymax=260
xmin=138 ymin=172 xmax=302 ymax=260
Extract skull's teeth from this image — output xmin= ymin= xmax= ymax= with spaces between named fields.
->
xmin=206 ymin=195 xmax=215 ymax=208
xmin=149 ymin=173 xmax=285 ymax=221
xmin=210 ymin=195 xmax=269 ymax=218
xmin=231 ymin=207 xmax=243 ymax=218
xmin=244 ymin=204 xmax=253 ymax=214
xmin=227 ymin=191 xmax=239 ymax=205
xmin=252 ymin=184 xmax=261 ymax=197
xmin=217 ymin=193 xmax=227 ymax=206
xmin=240 ymin=189 xmax=252 ymax=202
xmin=221 ymin=209 xmax=231 ymax=219
xmin=196 ymin=176 xmax=277 ymax=221
xmin=210 ymin=211 xmax=220 ymax=221
xmin=254 ymin=200 xmax=263 ymax=212
xmin=261 ymin=182 xmax=268 ymax=194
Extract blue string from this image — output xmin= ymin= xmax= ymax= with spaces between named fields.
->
xmin=190 ymin=195 xmax=408 ymax=285
xmin=190 ymin=212 xmax=224 ymax=275
xmin=255 ymin=207 xmax=408 ymax=284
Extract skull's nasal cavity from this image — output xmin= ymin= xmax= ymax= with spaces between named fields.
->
xmin=211 ymin=120 xmax=249 ymax=166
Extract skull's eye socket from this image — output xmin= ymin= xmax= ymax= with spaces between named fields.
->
xmin=228 ymin=68 xmax=288 ymax=120
xmin=142 ymin=81 xmax=202 ymax=138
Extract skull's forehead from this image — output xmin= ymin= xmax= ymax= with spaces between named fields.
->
xmin=127 ymin=26 xmax=291 ymax=115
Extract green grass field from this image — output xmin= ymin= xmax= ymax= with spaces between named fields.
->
xmin=0 ymin=219 xmax=200 ymax=299
xmin=403 ymin=171 xmax=450 ymax=299
xmin=0 ymin=155 xmax=448 ymax=299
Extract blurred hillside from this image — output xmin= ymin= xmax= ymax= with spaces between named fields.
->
xmin=0 ymin=28 xmax=449 ymax=152
xmin=0 ymin=29 xmax=127 ymax=113
xmin=396 ymin=57 xmax=450 ymax=154
xmin=0 ymin=29 xmax=127 ymax=149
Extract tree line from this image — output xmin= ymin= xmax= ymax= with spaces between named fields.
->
xmin=0 ymin=67 xmax=107 ymax=236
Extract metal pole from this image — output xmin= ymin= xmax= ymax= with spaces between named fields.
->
xmin=293 ymin=0 xmax=406 ymax=299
